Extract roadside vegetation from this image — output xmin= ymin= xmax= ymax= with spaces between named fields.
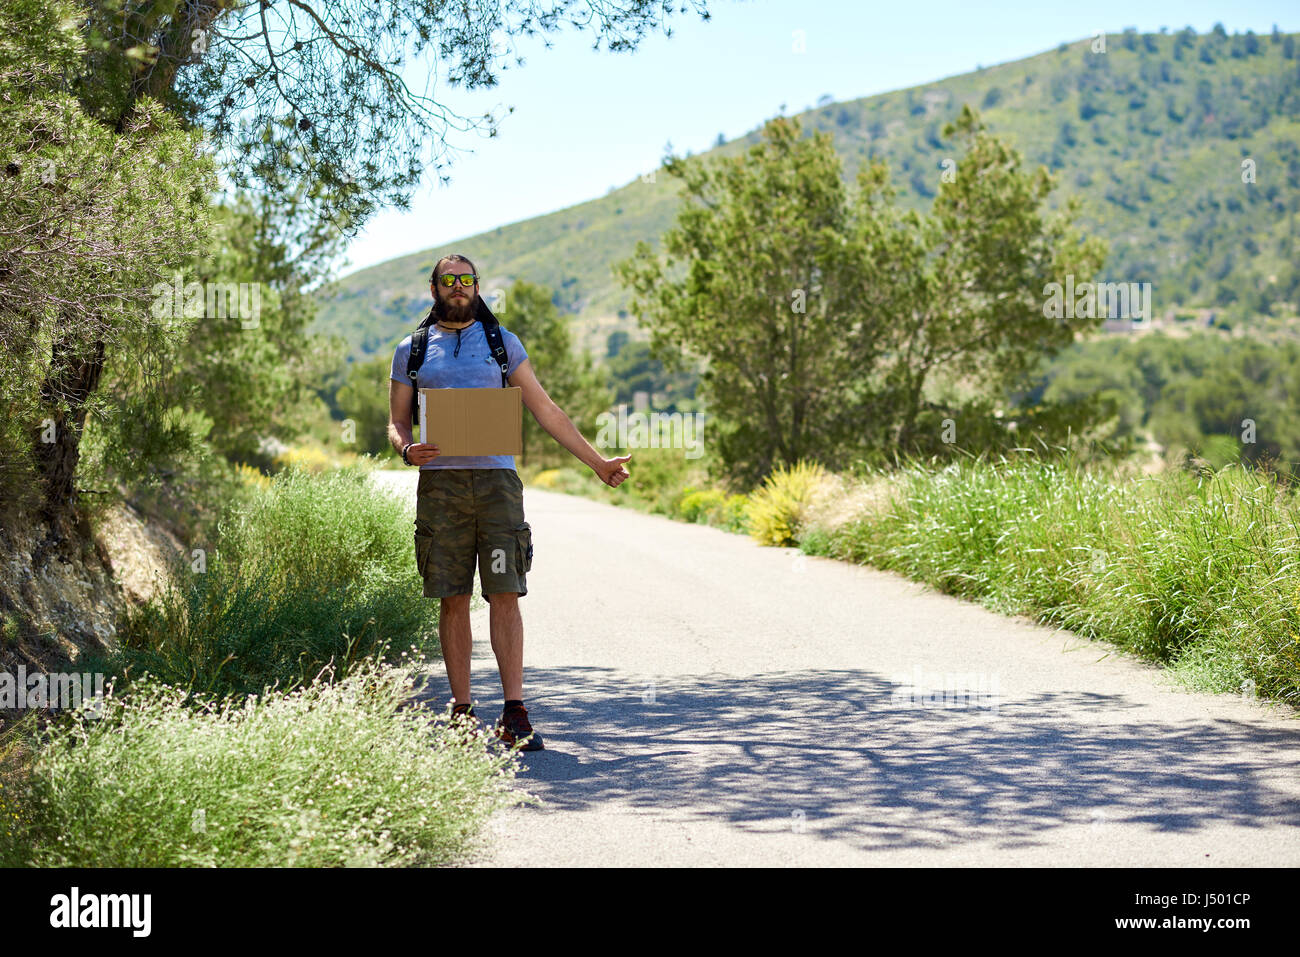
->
xmin=520 ymin=444 xmax=1300 ymax=709
xmin=0 ymin=658 xmax=526 ymax=867
xmin=0 ymin=462 xmax=530 ymax=867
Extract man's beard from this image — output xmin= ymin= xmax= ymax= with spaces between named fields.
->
xmin=436 ymin=293 xmax=476 ymax=327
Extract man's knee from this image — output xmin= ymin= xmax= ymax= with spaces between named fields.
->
xmin=440 ymin=593 xmax=472 ymax=615
xmin=485 ymin=592 xmax=520 ymax=607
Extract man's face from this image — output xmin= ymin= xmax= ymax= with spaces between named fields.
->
xmin=432 ymin=269 xmax=477 ymax=323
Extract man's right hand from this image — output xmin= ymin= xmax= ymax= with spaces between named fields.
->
xmin=406 ymin=442 xmax=440 ymax=466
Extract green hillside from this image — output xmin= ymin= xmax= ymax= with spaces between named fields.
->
xmin=314 ymin=25 xmax=1300 ymax=363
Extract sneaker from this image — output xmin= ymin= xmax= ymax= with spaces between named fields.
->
xmin=495 ymin=703 xmax=544 ymax=751
xmin=449 ymin=702 xmax=484 ymax=740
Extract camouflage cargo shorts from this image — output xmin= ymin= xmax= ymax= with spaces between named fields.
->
xmin=414 ymin=468 xmax=533 ymax=603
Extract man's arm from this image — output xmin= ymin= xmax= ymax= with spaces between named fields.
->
xmin=510 ymin=359 xmax=629 ymax=488
xmin=388 ymin=378 xmax=440 ymax=466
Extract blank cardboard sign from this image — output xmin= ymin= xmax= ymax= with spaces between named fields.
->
xmin=418 ymin=387 xmax=522 ymax=456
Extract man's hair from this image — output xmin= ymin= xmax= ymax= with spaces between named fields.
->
xmin=424 ymin=253 xmax=479 ymax=326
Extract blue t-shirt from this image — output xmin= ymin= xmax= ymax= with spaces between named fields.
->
xmin=390 ymin=320 xmax=529 ymax=471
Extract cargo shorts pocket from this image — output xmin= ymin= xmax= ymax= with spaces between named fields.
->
xmin=414 ymin=519 xmax=434 ymax=577
xmin=514 ymin=521 xmax=533 ymax=574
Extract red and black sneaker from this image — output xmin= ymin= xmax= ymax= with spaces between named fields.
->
xmin=449 ymin=701 xmax=484 ymax=740
xmin=495 ymin=703 xmax=544 ymax=751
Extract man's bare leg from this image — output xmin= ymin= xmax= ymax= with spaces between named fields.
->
xmin=439 ymin=593 xmax=473 ymax=705
xmin=487 ymin=592 xmax=523 ymax=701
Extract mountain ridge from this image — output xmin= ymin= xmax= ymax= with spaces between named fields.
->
xmin=313 ymin=26 xmax=1300 ymax=363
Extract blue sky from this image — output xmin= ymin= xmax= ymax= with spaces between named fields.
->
xmin=336 ymin=0 xmax=1297 ymax=277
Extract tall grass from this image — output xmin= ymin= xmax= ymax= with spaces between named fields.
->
xmin=821 ymin=451 xmax=1300 ymax=704
xmin=85 ymin=463 xmax=439 ymax=700
xmin=0 ymin=658 xmax=528 ymax=867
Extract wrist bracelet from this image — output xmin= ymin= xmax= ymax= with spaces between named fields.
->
xmin=401 ymin=443 xmax=412 ymax=465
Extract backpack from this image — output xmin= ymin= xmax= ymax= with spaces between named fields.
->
xmin=406 ymin=297 xmax=510 ymax=432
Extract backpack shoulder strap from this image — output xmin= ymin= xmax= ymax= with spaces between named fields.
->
xmin=479 ymin=310 xmax=510 ymax=387
xmin=406 ymin=321 xmax=432 ymax=429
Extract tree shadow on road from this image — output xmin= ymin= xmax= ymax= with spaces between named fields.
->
xmin=456 ymin=666 xmax=1300 ymax=853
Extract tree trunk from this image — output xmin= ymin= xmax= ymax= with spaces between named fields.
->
xmin=33 ymin=2 xmax=224 ymax=549
xmin=895 ymin=370 xmax=928 ymax=453
xmin=34 ymin=329 xmax=106 ymax=544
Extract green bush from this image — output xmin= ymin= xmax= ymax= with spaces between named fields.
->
xmin=0 ymin=658 xmax=528 ymax=867
xmin=675 ymin=488 xmax=751 ymax=534
xmin=632 ymin=448 xmax=703 ymax=515
xmin=677 ymin=487 xmax=725 ymax=523
xmin=798 ymin=525 xmax=833 ymax=556
xmin=87 ymin=463 xmax=439 ymax=699
xmin=722 ymin=494 xmax=751 ymax=533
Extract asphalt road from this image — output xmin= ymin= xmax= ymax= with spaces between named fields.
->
xmin=370 ymin=467 xmax=1300 ymax=867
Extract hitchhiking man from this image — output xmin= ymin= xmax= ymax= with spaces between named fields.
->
xmin=388 ymin=254 xmax=631 ymax=750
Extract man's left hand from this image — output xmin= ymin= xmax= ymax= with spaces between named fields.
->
xmin=594 ymin=454 xmax=631 ymax=488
